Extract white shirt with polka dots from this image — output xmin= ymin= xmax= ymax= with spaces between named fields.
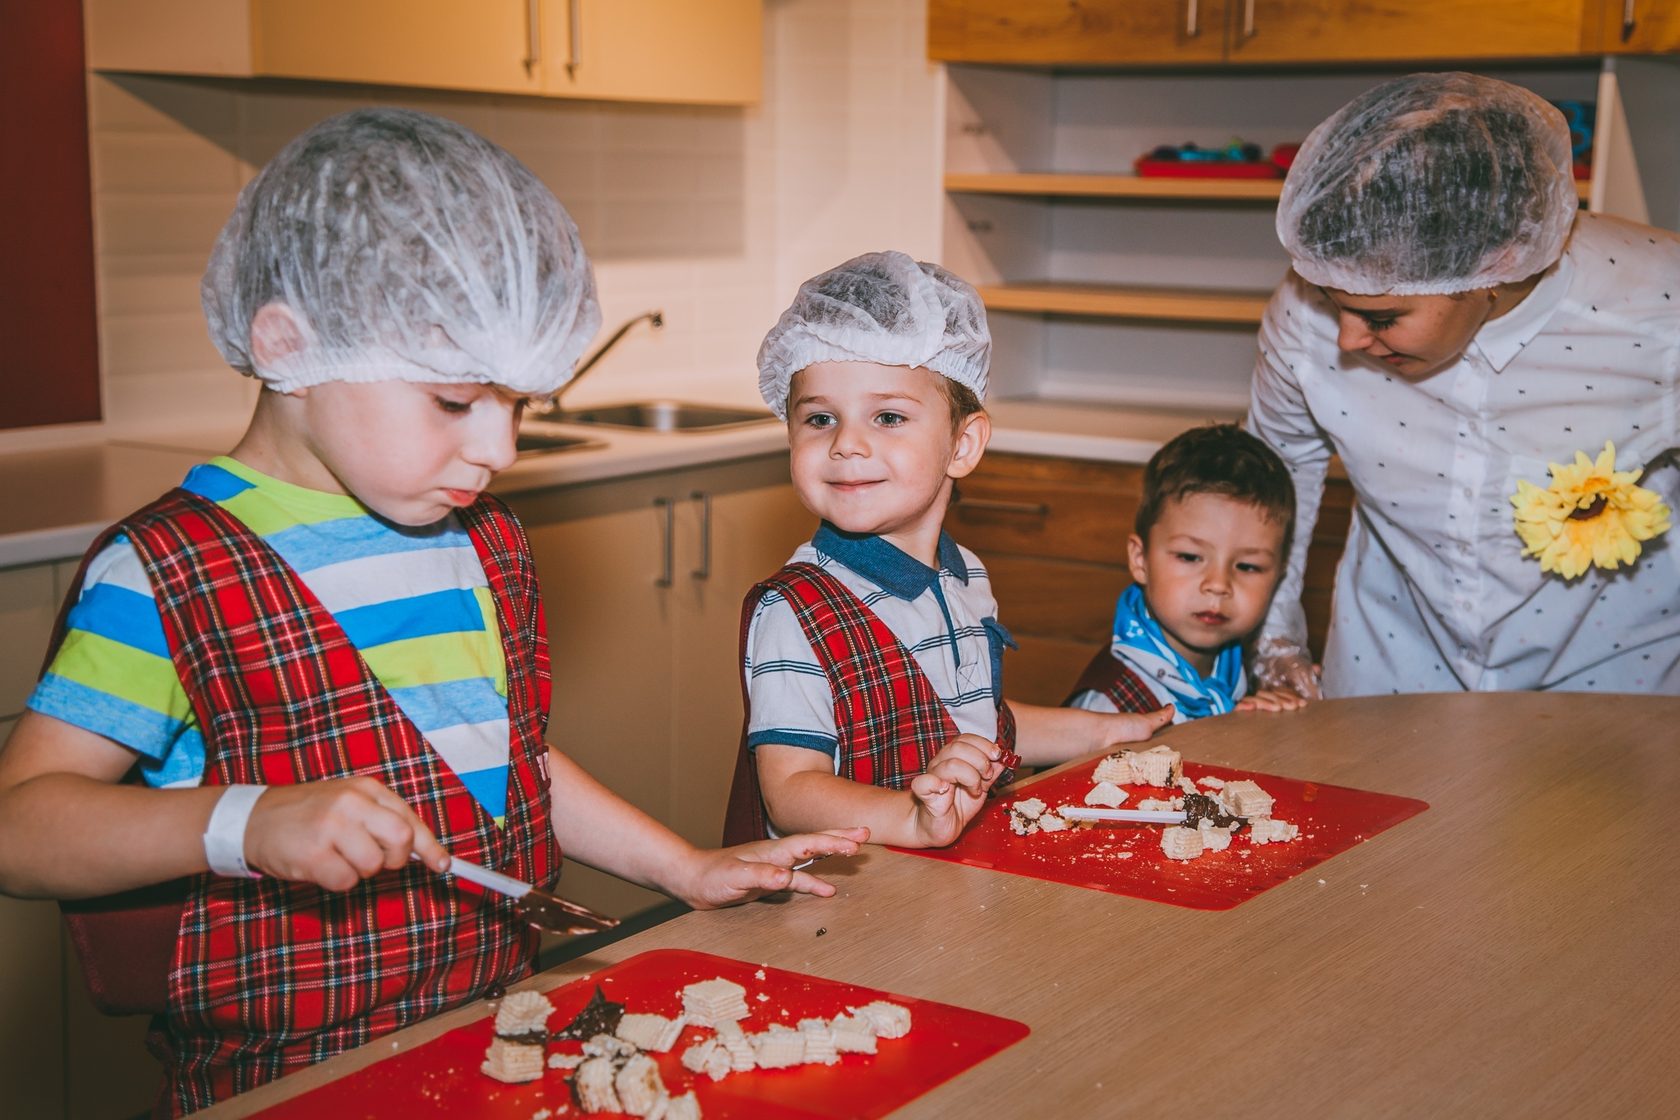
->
xmin=1249 ymin=213 xmax=1680 ymax=696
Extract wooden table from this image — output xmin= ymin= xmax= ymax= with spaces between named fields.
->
xmin=202 ymin=693 xmax=1680 ymax=1117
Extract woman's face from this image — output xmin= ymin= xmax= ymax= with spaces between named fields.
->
xmin=1321 ymin=287 xmax=1496 ymax=379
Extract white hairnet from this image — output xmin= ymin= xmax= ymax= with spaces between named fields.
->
xmin=757 ymin=251 xmax=990 ymax=420
xmin=1277 ymin=72 xmax=1576 ymax=296
xmin=202 ymin=107 xmax=600 ymax=396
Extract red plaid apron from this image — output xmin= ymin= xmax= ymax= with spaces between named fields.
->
xmin=1064 ymin=644 xmax=1164 ymax=714
xmin=49 ymin=489 xmax=560 ymax=1116
xmin=723 ymin=562 xmax=1018 ymax=844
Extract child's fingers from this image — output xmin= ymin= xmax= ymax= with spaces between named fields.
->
xmin=926 ymin=756 xmax=988 ymax=796
xmin=909 ymin=771 xmax=955 ymax=813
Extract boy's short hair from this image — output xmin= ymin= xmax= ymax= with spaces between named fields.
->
xmin=201 ymin=107 xmax=600 ymax=397
xmin=1136 ymin=424 xmax=1296 ymax=555
xmin=933 ymin=376 xmax=985 ymax=434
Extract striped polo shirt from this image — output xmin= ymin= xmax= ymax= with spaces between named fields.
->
xmin=28 ymin=457 xmax=514 ymax=824
xmin=743 ymin=523 xmax=1013 ymax=769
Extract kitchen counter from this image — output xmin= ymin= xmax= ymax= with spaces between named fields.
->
xmin=193 ymin=692 xmax=1680 ymax=1118
xmin=0 ymin=398 xmax=1239 ymax=568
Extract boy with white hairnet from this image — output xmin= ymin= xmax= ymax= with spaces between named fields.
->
xmin=1250 ymin=72 xmax=1679 ymax=698
xmin=723 ymin=251 xmax=1172 ymax=849
xmin=0 ymin=107 xmax=861 ymax=1115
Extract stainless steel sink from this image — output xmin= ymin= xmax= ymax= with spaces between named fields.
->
xmin=514 ymin=428 xmax=603 ymax=457
xmin=546 ymin=400 xmax=775 ymax=432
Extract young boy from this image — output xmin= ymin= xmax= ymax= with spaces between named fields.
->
xmin=0 ymin=108 xmax=861 ymax=1116
xmin=1065 ymin=424 xmax=1308 ymax=719
xmin=723 ymin=251 xmax=1174 ymax=851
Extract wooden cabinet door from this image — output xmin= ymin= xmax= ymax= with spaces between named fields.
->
xmin=929 ymin=0 xmax=1230 ymax=65
xmin=1226 ymin=0 xmax=1591 ymax=64
xmin=668 ymin=460 xmax=811 ymax=848
xmin=1592 ymin=0 xmax=1680 ymax=52
xmin=541 ymin=0 xmax=763 ymax=105
xmin=254 ymin=0 xmax=543 ymax=94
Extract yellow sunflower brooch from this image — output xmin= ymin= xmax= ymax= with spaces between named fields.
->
xmin=1510 ymin=441 xmax=1671 ymax=579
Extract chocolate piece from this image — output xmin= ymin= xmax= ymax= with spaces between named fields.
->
xmin=1182 ymin=791 xmax=1244 ymax=830
xmin=554 ymin=985 xmax=625 ymax=1042
xmin=494 ymin=1028 xmax=550 ymax=1046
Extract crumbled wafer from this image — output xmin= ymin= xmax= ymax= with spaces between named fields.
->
xmin=1197 ymin=820 xmax=1233 ymax=852
xmin=1248 ymin=817 xmax=1299 ymax=845
xmin=1007 ymin=797 xmax=1048 ymax=835
xmin=715 ymin=1021 xmax=756 ymax=1072
xmin=583 ymin=1032 xmax=637 ymax=1060
xmin=680 ymin=1038 xmax=731 ymax=1081
xmin=1196 ymin=775 xmax=1226 ymax=790
xmin=548 ymin=1051 xmax=586 ymax=1070
xmin=614 ymin=1053 xmax=667 ymax=1117
xmin=851 ymin=1000 xmax=912 ymax=1040
xmin=681 ymin=977 xmax=749 ymax=1027
xmin=1084 ymin=781 xmax=1127 ymax=808
xmin=572 ymin=1056 xmax=621 ymax=1112
xmin=616 ymin=1012 xmax=685 ymax=1053
xmin=750 ymin=1023 xmax=806 ymax=1069
xmin=493 ymin=990 xmax=553 ymax=1038
xmin=1221 ymin=780 xmax=1274 ymax=819
xmin=798 ymin=1018 xmax=839 ymax=1065
xmin=481 ymin=1037 xmax=544 ymax=1083
xmin=657 ymin=1092 xmax=701 ymax=1120
xmin=828 ymin=1013 xmax=878 ymax=1054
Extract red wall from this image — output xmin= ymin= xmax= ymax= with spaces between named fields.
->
xmin=0 ymin=0 xmax=102 ymax=429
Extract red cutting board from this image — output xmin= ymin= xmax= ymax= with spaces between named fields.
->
xmin=896 ymin=760 xmax=1428 ymax=910
xmin=252 ymin=949 xmax=1028 ymax=1119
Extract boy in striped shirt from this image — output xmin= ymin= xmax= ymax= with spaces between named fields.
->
xmin=724 ymin=252 xmax=1173 ymax=849
xmin=0 ymin=108 xmax=860 ymax=1116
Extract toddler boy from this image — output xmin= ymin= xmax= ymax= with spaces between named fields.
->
xmin=1066 ymin=424 xmax=1308 ymax=718
xmin=724 ymin=251 xmax=1172 ymax=850
xmin=0 ymin=108 xmax=860 ymax=1115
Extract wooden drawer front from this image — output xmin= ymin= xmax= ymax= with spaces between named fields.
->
xmin=987 ymin=553 xmax=1127 ymax=646
xmin=1005 ymin=634 xmax=1103 ymax=708
xmin=949 ymin=454 xmax=1142 ymax=565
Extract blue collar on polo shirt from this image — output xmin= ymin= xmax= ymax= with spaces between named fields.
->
xmin=812 ymin=521 xmax=970 ymax=600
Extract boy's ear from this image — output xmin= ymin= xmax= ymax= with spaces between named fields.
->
xmin=1126 ymin=532 xmax=1149 ymax=586
xmin=249 ymin=303 xmax=308 ymax=368
xmin=946 ymin=411 xmax=991 ymax=480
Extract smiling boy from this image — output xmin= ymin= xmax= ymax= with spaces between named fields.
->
xmin=723 ymin=252 xmax=1172 ymax=849
xmin=1067 ymin=424 xmax=1307 ymax=720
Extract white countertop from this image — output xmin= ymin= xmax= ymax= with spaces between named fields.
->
xmin=0 ymin=397 xmax=1238 ymax=569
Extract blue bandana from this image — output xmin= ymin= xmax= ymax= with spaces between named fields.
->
xmin=1109 ymin=583 xmax=1245 ymax=721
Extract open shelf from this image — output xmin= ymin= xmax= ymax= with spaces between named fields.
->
xmin=978 ymin=282 xmax=1271 ymax=324
xmin=947 ymin=171 xmax=1593 ymax=204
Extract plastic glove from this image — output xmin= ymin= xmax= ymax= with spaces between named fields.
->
xmin=1252 ymin=639 xmax=1323 ymax=701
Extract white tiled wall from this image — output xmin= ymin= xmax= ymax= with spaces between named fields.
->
xmin=27 ymin=0 xmax=943 ymax=450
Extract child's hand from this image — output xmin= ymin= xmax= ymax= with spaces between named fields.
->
xmin=1093 ymin=705 xmax=1175 ymax=750
xmin=243 ymin=778 xmax=450 ymax=892
xmin=676 ymin=828 xmax=870 ymax=910
xmin=908 ymin=733 xmax=1005 ymax=847
xmin=1235 ymin=688 xmax=1309 ymax=713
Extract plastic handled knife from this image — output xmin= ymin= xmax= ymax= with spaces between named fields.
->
xmin=1056 ymin=807 xmax=1187 ymax=824
xmin=439 ymin=854 xmax=620 ymax=937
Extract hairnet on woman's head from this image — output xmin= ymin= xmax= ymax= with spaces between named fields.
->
xmin=757 ymin=251 xmax=990 ymax=419
xmin=202 ymin=107 xmax=600 ymax=395
xmin=1277 ymin=72 xmax=1576 ymax=296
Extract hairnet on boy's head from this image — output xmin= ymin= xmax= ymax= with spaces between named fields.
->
xmin=757 ymin=251 xmax=990 ymax=420
xmin=202 ymin=107 xmax=600 ymax=396
xmin=1277 ymin=72 xmax=1577 ymax=296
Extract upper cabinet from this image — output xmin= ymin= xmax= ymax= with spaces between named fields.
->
xmin=83 ymin=0 xmax=763 ymax=106
xmin=930 ymin=0 xmax=1678 ymax=65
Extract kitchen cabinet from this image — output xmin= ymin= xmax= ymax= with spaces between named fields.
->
xmin=1592 ymin=0 xmax=1680 ymax=52
xmin=83 ymin=0 xmax=763 ymax=106
xmin=946 ymin=452 xmax=1351 ymax=707
xmin=930 ymin=1 xmax=1615 ymax=65
xmin=505 ymin=454 xmax=811 ymax=918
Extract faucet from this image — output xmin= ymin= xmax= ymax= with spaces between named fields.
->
xmin=548 ymin=309 xmax=664 ymax=409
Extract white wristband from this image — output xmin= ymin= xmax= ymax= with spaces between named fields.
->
xmin=203 ymin=785 xmax=267 ymax=879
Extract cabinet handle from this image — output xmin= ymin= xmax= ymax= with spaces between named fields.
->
xmin=690 ymin=491 xmax=712 ymax=581
xmin=567 ymin=0 xmax=582 ymax=78
xmin=524 ymin=0 xmax=540 ymax=74
xmin=954 ymin=497 xmax=1050 ymax=517
xmin=1623 ymin=0 xmax=1638 ymax=42
xmin=654 ymin=497 xmax=674 ymax=587
xmin=1242 ymin=0 xmax=1256 ymax=39
xmin=1185 ymin=0 xmax=1199 ymax=37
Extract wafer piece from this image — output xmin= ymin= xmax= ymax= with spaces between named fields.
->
xmin=798 ymin=1018 xmax=840 ymax=1065
xmin=1248 ymin=817 xmax=1299 ymax=844
xmin=1196 ymin=775 xmax=1226 ymax=790
xmin=1084 ymin=781 xmax=1127 ymax=808
xmin=1221 ymin=779 xmax=1274 ymax=819
xmin=851 ymin=1000 xmax=912 ymax=1040
xmin=750 ymin=1023 xmax=806 ymax=1069
xmin=616 ymin=1012 xmax=685 ymax=1053
xmin=614 ymin=1053 xmax=667 ymax=1117
xmin=1091 ymin=752 xmax=1129 ymax=784
xmin=493 ymin=990 xmax=553 ymax=1040
xmin=1007 ymin=797 xmax=1048 ymax=835
xmin=679 ymin=1038 xmax=732 ymax=1081
xmin=681 ymin=977 xmax=749 ymax=1027
xmin=1197 ymin=820 xmax=1233 ymax=852
xmin=1037 ymin=809 xmax=1070 ymax=833
xmin=548 ymin=1051 xmax=586 ymax=1070
xmin=715 ymin=1021 xmax=756 ymax=1072
xmin=828 ymin=1012 xmax=879 ymax=1054
xmin=572 ymin=1056 xmax=621 ymax=1112
xmin=657 ymin=1092 xmax=701 ymax=1120
xmin=481 ymin=1037 xmax=545 ymax=1083
xmin=584 ymin=1032 xmax=637 ymax=1060
xmin=1126 ymin=745 xmax=1183 ymax=787
xmin=1161 ymin=825 xmax=1204 ymax=861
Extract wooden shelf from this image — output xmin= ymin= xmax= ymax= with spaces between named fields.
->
xmin=947 ymin=171 xmax=1594 ymax=204
xmin=979 ymin=282 xmax=1271 ymax=325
